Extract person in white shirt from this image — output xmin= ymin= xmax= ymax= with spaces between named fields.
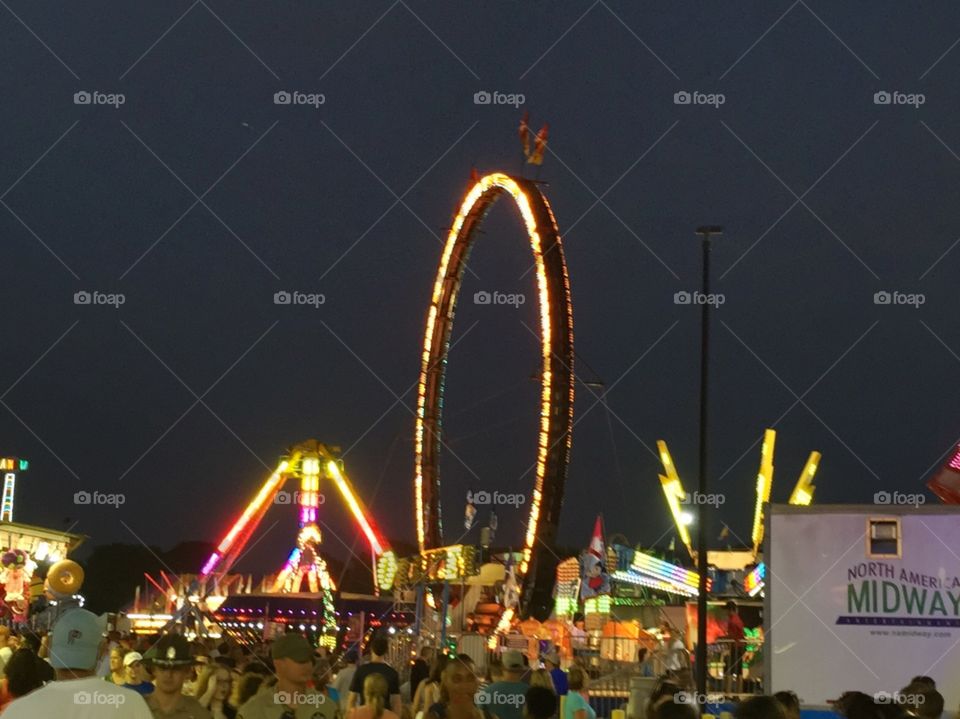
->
xmin=3 ymin=607 xmax=152 ymax=719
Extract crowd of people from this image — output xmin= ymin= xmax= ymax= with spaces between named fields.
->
xmin=0 ymin=610 xmax=948 ymax=719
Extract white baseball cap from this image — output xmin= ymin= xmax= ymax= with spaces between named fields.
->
xmin=123 ymin=651 xmax=144 ymax=667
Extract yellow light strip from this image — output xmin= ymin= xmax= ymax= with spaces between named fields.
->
xmin=414 ymin=172 xmax=562 ymax=578
xmin=656 ymin=440 xmax=693 ymax=557
xmin=751 ymin=429 xmax=776 ymax=553
xmin=217 ymin=458 xmax=293 ymax=555
xmin=327 ymin=460 xmax=384 ymax=556
xmin=788 ymin=451 xmax=820 ymax=506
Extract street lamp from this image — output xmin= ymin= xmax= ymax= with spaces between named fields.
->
xmin=695 ymin=225 xmax=722 ymax=703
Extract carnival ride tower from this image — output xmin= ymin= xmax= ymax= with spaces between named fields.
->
xmin=271 ymin=452 xmax=336 ymax=596
xmin=200 ymin=441 xmax=387 ymax=622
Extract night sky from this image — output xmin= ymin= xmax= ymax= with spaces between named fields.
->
xmin=2 ymin=2 xmax=960 ymax=579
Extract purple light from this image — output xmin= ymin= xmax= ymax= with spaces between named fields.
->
xmin=949 ymin=446 xmax=960 ymax=471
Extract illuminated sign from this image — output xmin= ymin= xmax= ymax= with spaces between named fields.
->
xmin=384 ymin=545 xmax=478 ymax=588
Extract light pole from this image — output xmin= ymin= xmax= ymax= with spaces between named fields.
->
xmin=695 ymin=225 xmax=722 ymax=703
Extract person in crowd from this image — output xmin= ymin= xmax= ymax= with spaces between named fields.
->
xmin=411 ymin=646 xmax=434 ymax=700
xmin=96 ymin=630 xmax=122 ymax=679
xmin=723 ymin=602 xmax=745 ymax=681
xmin=0 ymin=648 xmax=47 ymax=711
xmin=774 ymin=691 xmax=800 ymax=719
xmin=541 ymin=653 xmax=566 ymax=696
xmin=650 ymin=702 xmax=698 ymax=719
xmin=636 ymin=648 xmax=654 ymax=678
xmin=0 ymin=628 xmax=12 ymax=679
xmin=104 ymin=644 xmax=130 ymax=684
xmin=333 ymin=649 xmax=359 ymax=715
xmin=660 ymin=625 xmax=687 ymax=675
xmin=197 ymin=663 xmax=236 ymax=719
xmin=524 ymin=686 xmax=558 ymax=719
xmin=480 ymin=650 xmax=528 ymax=719
xmin=413 ymin=653 xmax=449 ymax=718
xmin=909 ymin=677 xmax=936 ymax=690
xmin=348 ymin=673 xmax=400 ymax=719
xmin=123 ymin=651 xmax=155 ymax=695
xmin=528 ymin=670 xmax=555 ymax=693
xmin=562 ymin=667 xmax=594 ymax=719
xmin=483 ymin=661 xmax=504 ymax=690
xmin=238 ymin=633 xmax=336 ymax=719
xmin=229 ymin=673 xmax=263 ymax=714
xmin=313 ymin=658 xmax=340 ymax=705
xmin=899 ymin=681 xmax=943 ymax=719
xmin=425 ymin=656 xmax=486 ymax=719
xmin=645 ymin=678 xmax=684 ymax=719
xmin=349 ymin=636 xmax=400 ymax=716
xmin=16 ymin=632 xmax=53 ymax=685
xmin=144 ymin=634 xmax=212 ymax=719
xmin=736 ymin=696 xmax=787 ymax=719
xmin=2 ymin=608 xmax=152 ymax=718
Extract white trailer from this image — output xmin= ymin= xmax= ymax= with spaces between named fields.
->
xmin=765 ymin=504 xmax=960 ymax=708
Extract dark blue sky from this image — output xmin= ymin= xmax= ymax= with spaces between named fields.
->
xmin=2 ymin=2 xmax=960 ymax=576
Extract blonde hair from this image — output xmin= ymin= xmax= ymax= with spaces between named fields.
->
xmin=364 ymin=672 xmax=389 ymax=719
xmin=529 ymin=669 xmax=556 ymax=692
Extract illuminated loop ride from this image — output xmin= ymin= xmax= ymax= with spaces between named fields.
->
xmin=200 ymin=441 xmax=387 ymax=628
xmin=414 ymin=172 xmax=575 ymax=620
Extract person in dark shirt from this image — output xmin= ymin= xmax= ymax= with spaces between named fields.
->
xmin=349 ymin=636 xmax=400 ymax=715
xmin=541 ymin=653 xmax=566 ymax=696
xmin=411 ymin=646 xmax=434 ymax=700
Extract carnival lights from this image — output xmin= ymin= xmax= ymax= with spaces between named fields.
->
xmin=414 ymin=172 xmax=574 ymax=616
xmin=744 ymin=562 xmax=765 ymax=597
xmin=788 ymin=452 xmax=820 ymax=506
xmin=657 ymin=440 xmax=694 ymax=558
xmin=751 ymin=429 xmax=776 ymax=554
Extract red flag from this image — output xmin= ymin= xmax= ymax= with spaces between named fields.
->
xmin=528 ymin=123 xmax=549 ymax=165
xmin=519 ymin=111 xmax=531 ymax=158
xmin=588 ymin=515 xmax=605 ymax=559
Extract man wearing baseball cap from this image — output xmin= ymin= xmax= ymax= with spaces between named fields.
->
xmin=123 ymin=651 xmax=155 ymax=695
xmin=479 ymin=650 xmax=528 ymax=719
xmin=144 ymin=634 xmax=211 ymax=719
xmin=238 ymin=633 xmax=337 ymax=719
xmin=3 ymin=608 xmax=152 ymax=718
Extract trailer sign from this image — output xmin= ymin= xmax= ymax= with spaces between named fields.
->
xmin=767 ymin=505 xmax=960 ymax=708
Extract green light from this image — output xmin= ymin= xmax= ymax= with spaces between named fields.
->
xmin=17 ymin=460 xmax=27 ymax=471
